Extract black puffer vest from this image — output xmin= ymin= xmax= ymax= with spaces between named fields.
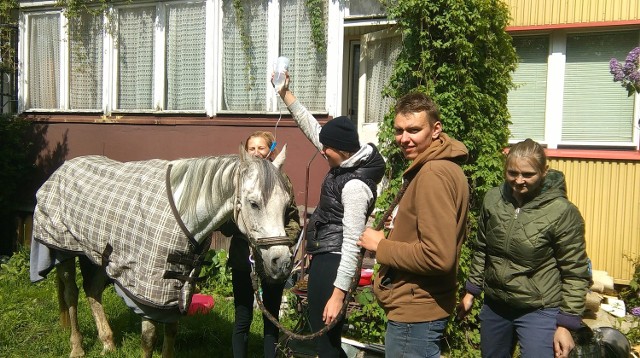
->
xmin=306 ymin=144 xmax=385 ymax=254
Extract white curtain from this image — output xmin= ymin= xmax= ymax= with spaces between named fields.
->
xmin=364 ymin=31 xmax=400 ymax=123
xmin=70 ymin=12 xmax=103 ymax=110
xmin=280 ymin=0 xmax=327 ymax=112
xmin=117 ymin=6 xmax=155 ymax=110
xmin=28 ymin=14 xmax=60 ymax=109
xmin=221 ymin=0 xmax=268 ymax=111
xmin=166 ymin=2 xmax=206 ymax=110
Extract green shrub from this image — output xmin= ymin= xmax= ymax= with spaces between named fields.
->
xmin=199 ymin=249 xmax=234 ymax=297
xmin=620 ymin=254 xmax=640 ymax=311
xmin=346 ymin=287 xmax=387 ymax=344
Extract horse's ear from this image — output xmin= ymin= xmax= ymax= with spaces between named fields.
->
xmin=239 ymin=144 xmax=248 ymax=162
xmin=272 ymin=144 xmax=286 ymax=169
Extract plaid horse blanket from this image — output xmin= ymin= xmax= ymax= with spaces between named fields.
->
xmin=31 ymin=155 xmax=206 ymax=310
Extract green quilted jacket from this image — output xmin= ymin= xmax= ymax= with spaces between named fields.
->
xmin=466 ymin=169 xmax=591 ymax=329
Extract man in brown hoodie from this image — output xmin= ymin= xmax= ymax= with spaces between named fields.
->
xmin=357 ymin=92 xmax=469 ymax=358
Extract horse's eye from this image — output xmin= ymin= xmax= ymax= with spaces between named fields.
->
xmin=250 ymin=201 xmax=260 ymax=210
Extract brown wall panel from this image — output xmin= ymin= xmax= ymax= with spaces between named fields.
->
xmin=30 ymin=120 xmax=328 ymax=211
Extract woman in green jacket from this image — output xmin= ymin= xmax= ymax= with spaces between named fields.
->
xmin=457 ymin=138 xmax=591 ymax=358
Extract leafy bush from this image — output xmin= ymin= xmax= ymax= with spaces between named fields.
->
xmin=0 ymin=245 xmax=30 ymax=283
xmin=620 ymin=254 xmax=640 ymax=346
xmin=620 ymin=254 xmax=640 ymax=311
xmin=346 ymin=287 xmax=387 ymax=343
xmin=199 ymin=249 xmax=234 ymax=297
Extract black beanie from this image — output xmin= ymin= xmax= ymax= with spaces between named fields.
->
xmin=319 ymin=116 xmax=360 ymax=152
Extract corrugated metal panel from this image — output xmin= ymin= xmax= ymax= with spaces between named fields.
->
xmin=506 ymin=0 xmax=640 ymax=27
xmin=549 ymin=158 xmax=640 ymax=284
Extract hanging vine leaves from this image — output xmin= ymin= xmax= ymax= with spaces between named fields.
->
xmin=305 ymin=0 xmax=326 ymax=54
xmin=0 ymin=0 xmax=18 ymax=74
xmin=232 ymin=0 xmax=255 ymax=88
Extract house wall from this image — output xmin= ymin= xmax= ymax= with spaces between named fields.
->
xmin=506 ymin=0 xmax=640 ymax=27
xmin=23 ymin=114 xmax=328 ymax=215
xmin=549 ymin=156 xmax=640 ymax=284
xmin=503 ymin=0 xmax=640 ymax=283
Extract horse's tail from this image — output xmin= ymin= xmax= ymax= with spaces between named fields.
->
xmin=57 ymin=265 xmax=71 ymax=328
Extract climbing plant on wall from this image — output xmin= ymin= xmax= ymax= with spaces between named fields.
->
xmin=305 ymin=0 xmax=326 ymax=54
xmin=0 ymin=0 xmax=18 ymax=74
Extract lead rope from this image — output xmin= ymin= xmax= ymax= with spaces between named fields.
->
xmin=250 ymin=178 xmax=411 ymax=341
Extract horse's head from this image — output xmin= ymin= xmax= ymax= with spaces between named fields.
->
xmin=234 ymin=145 xmax=295 ymax=282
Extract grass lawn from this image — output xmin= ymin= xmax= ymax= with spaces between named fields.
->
xmin=0 ymin=250 xmax=281 ymax=358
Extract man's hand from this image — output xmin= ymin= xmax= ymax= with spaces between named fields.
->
xmin=553 ymin=326 xmax=575 ymax=358
xmin=356 ymin=227 xmax=385 ymax=252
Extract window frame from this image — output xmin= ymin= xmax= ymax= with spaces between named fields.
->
xmin=17 ymin=0 xmax=331 ymax=117
xmin=509 ymin=29 xmax=640 ymax=149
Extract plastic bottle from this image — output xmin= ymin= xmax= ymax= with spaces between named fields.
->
xmin=273 ymin=56 xmax=289 ymax=89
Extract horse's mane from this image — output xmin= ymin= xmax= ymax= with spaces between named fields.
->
xmin=169 ymin=154 xmax=289 ymax=225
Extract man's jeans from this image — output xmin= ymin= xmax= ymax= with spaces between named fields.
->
xmin=384 ymin=318 xmax=448 ymax=358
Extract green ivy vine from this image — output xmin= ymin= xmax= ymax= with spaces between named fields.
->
xmin=305 ymin=0 xmax=327 ymax=54
xmin=232 ymin=0 xmax=255 ymax=87
xmin=0 ymin=0 xmax=18 ymax=74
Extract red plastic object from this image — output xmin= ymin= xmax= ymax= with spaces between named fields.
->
xmin=187 ymin=294 xmax=215 ymax=316
xmin=358 ymin=269 xmax=374 ymax=286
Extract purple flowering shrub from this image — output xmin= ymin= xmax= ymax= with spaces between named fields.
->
xmin=610 ymin=47 xmax=640 ymax=96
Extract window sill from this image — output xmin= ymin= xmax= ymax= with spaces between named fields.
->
xmin=546 ymin=148 xmax=640 ymax=161
xmin=20 ymin=112 xmax=330 ymax=126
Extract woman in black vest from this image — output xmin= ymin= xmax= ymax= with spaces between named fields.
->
xmin=276 ymin=74 xmax=385 ymax=357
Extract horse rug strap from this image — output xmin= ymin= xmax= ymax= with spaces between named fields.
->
xmin=31 ymin=155 xmax=209 ymax=311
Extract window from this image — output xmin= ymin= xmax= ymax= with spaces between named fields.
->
xmin=221 ymin=0 xmax=268 ymax=111
xmin=346 ymin=0 xmax=386 ymax=18
xmin=165 ymin=2 xmax=206 ymax=110
xmin=361 ymin=29 xmax=401 ymax=124
xmin=27 ymin=13 xmax=60 ymax=110
xmin=562 ymin=31 xmax=637 ymax=144
xmin=19 ymin=0 xmax=328 ymax=115
xmin=507 ymin=30 xmax=638 ymax=148
xmin=220 ymin=0 xmax=327 ymax=112
xmin=280 ymin=0 xmax=327 ymax=112
xmin=508 ymin=36 xmax=548 ymax=142
xmin=117 ymin=6 xmax=156 ymax=110
xmin=69 ymin=12 xmax=103 ymax=110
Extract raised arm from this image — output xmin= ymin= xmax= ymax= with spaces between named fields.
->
xmin=276 ymin=72 xmax=323 ymax=152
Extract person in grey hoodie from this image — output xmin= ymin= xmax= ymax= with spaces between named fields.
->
xmin=276 ymin=73 xmax=385 ymax=357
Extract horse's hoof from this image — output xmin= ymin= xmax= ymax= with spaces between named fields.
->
xmin=101 ymin=343 xmax=116 ymax=355
xmin=69 ymin=348 xmax=85 ymax=357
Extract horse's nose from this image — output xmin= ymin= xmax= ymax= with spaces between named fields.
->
xmin=271 ymin=256 xmax=291 ymax=271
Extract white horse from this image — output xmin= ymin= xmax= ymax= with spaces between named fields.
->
xmin=29 ymin=146 xmax=295 ymax=357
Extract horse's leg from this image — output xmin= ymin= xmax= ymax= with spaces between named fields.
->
xmin=161 ymin=321 xmax=178 ymax=358
xmin=56 ymin=258 xmax=85 ymax=358
xmin=79 ymin=256 xmax=115 ymax=355
xmin=141 ymin=318 xmax=157 ymax=358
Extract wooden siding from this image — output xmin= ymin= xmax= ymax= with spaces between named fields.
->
xmin=505 ymin=0 xmax=640 ymax=27
xmin=549 ymin=158 xmax=640 ymax=284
